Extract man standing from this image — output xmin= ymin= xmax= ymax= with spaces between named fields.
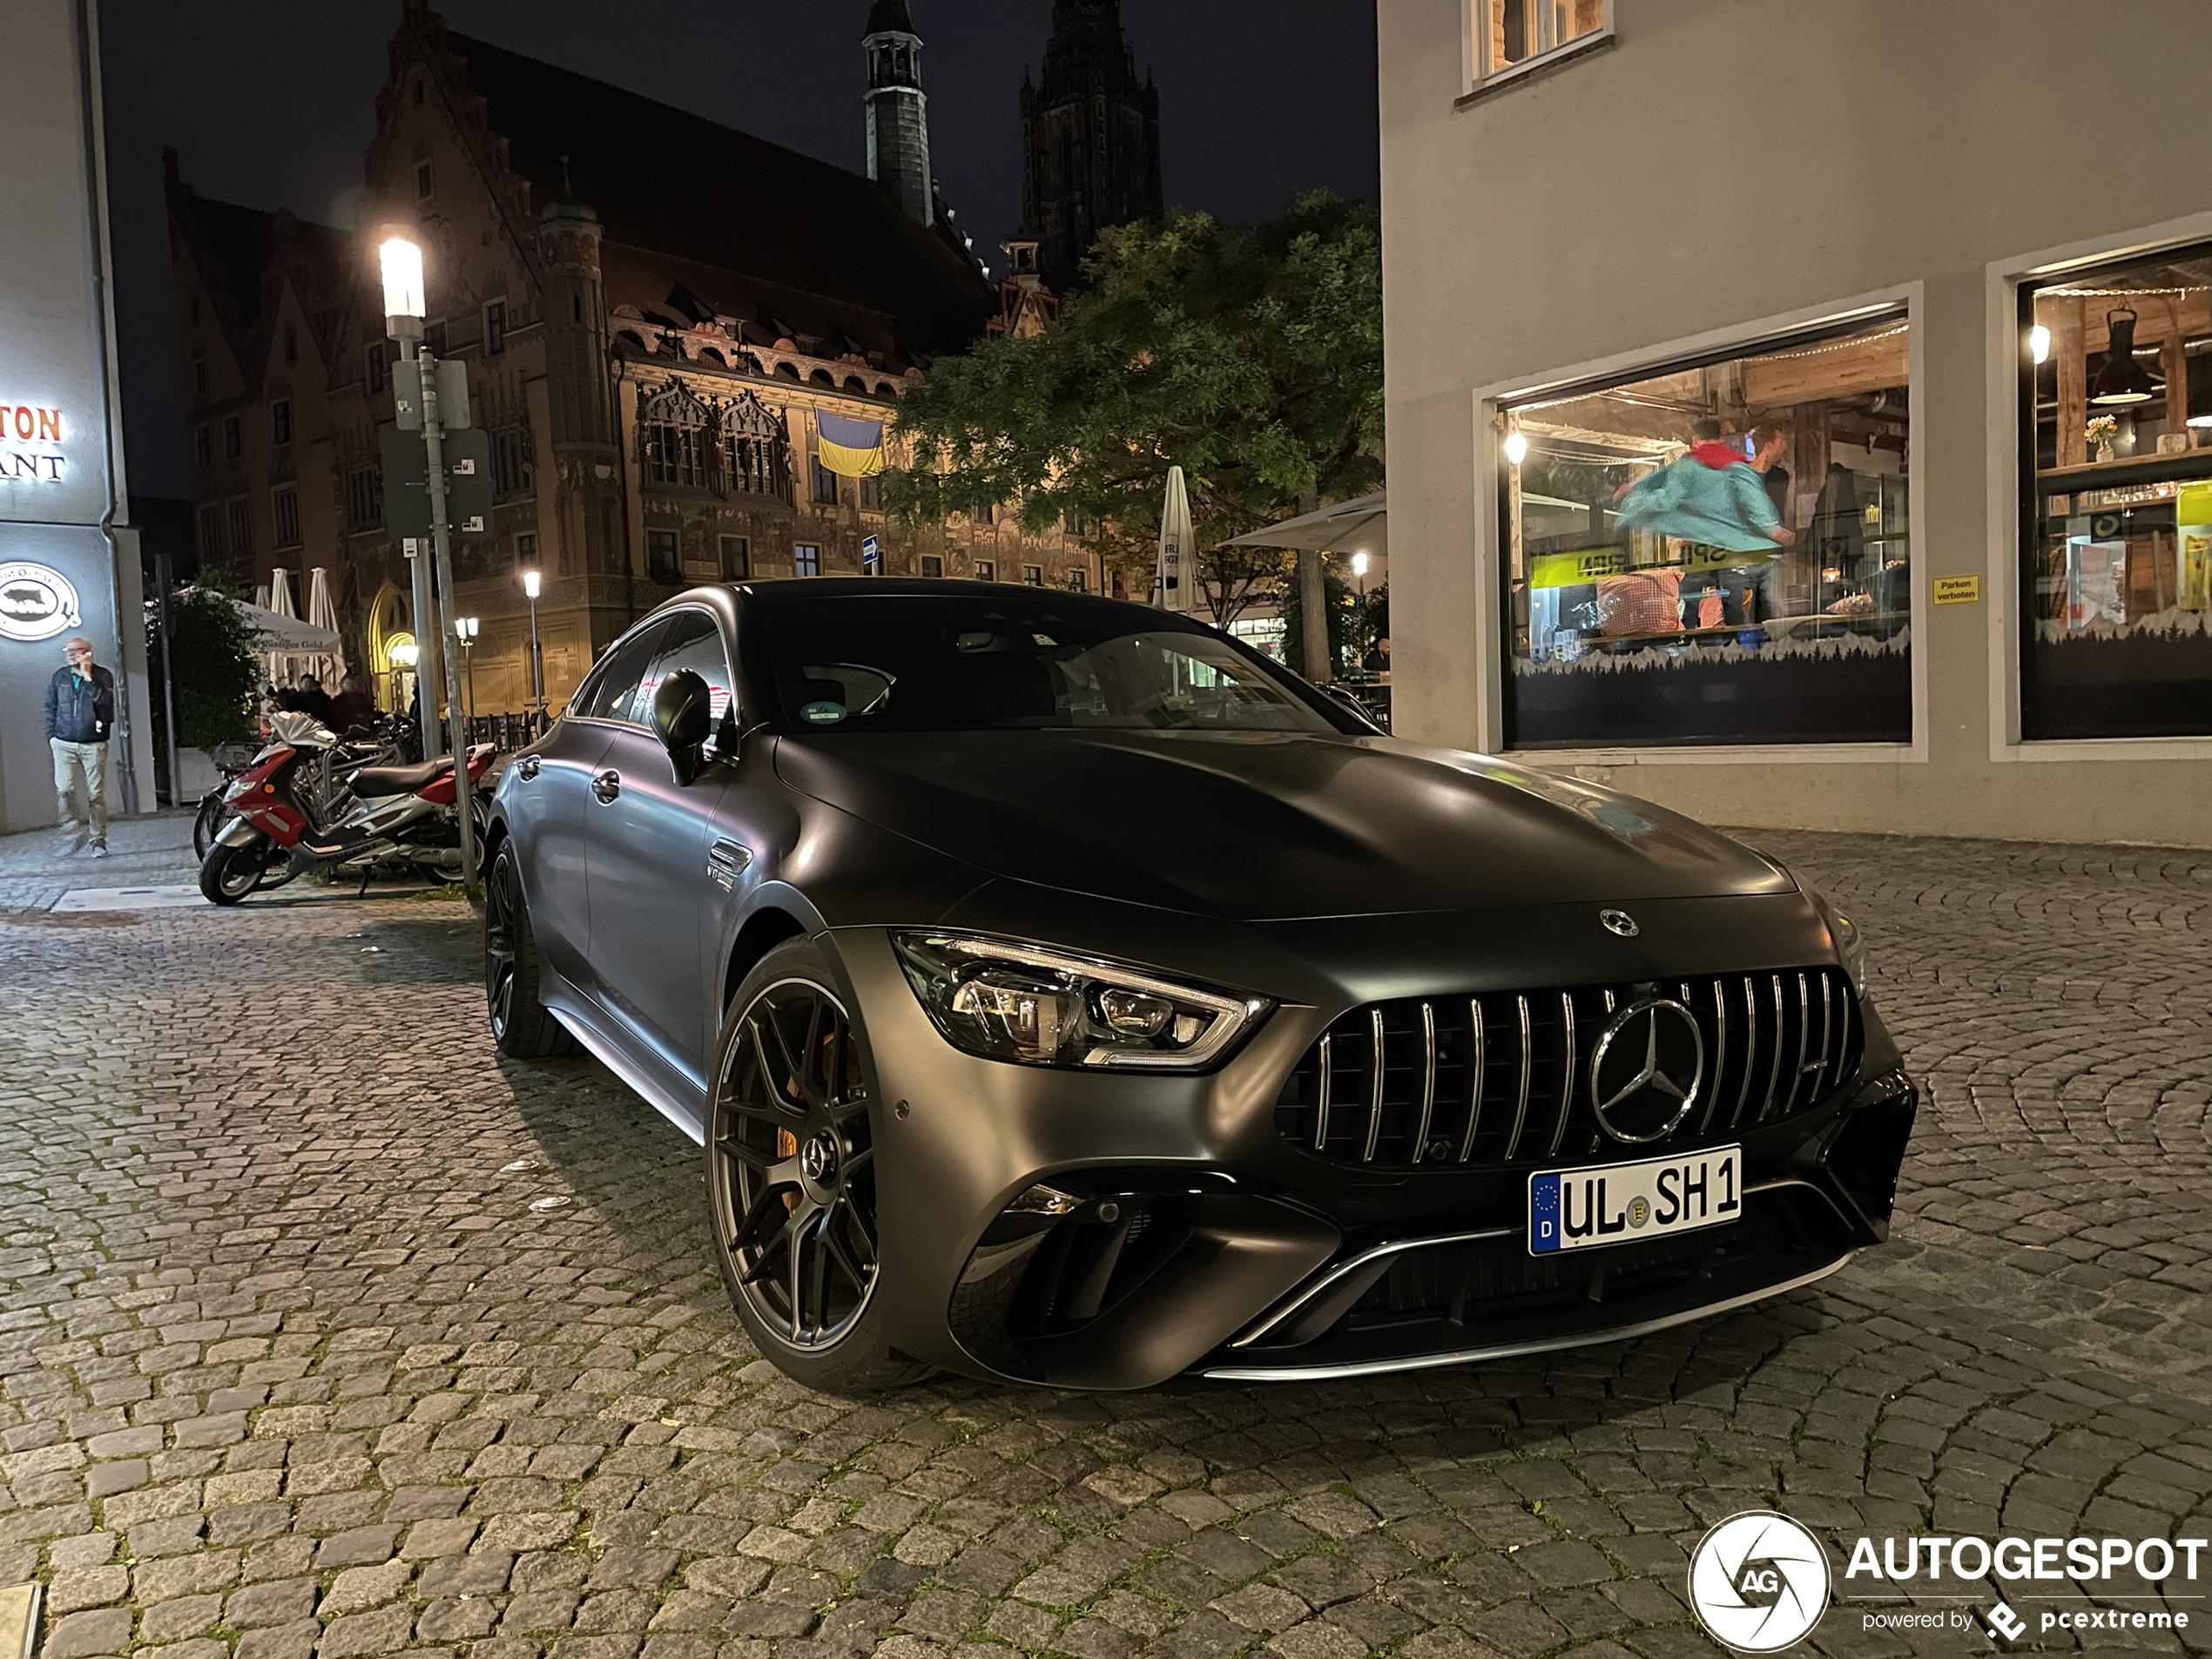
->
xmin=45 ymin=635 xmax=115 ymax=857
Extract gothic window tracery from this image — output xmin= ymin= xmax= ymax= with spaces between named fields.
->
xmin=638 ymin=376 xmax=792 ymax=502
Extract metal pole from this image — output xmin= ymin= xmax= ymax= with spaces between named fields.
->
xmin=527 ymin=593 xmax=545 ymax=729
xmin=154 ymin=548 xmax=180 ymax=809
xmin=417 ymin=346 xmax=480 ymax=897
xmin=463 ymin=638 xmax=476 ymax=729
xmin=398 ymin=338 xmax=442 ymax=764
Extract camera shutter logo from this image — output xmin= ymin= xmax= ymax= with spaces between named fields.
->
xmin=0 ymin=563 xmax=82 ymax=644
xmin=1688 ymin=1510 xmax=1831 ymax=1653
xmin=1587 ymin=997 xmax=1703 ymax=1143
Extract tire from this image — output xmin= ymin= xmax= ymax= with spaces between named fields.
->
xmin=483 ymin=841 xmax=577 ymax=1057
xmin=706 ymin=937 xmax=932 ymax=1395
xmin=192 ymin=792 xmax=232 ymax=861
xmin=201 ymin=836 xmax=285 ymax=906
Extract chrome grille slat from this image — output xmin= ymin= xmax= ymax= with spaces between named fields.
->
xmin=1312 ymin=1032 xmax=1333 ymax=1152
xmin=1455 ymin=998 xmax=1486 ymax=1163
xmin=1361 ymin=1008 xmax=1386 ymax=1163
xmin=1412 ymin=1002 xmax=1438 ymax=1158
xmin=1501 ymin=995 xmax=1532 ymax=1161
xmin=1548 ymin=992 xmax=1575 ymax=1157
xmin=1278 ymin=967 xmax=1858 ymax=1171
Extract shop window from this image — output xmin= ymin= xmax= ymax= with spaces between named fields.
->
xmin=273 ymin=486 xmax=300 ymax=549
xmin=646 ymin=529 xmax=681 ymax=584
xmin=720 ymin=535 xmax=750 ymax=579
xmin=2020 ymin=241 xmax=2212 ymax=739
xmin=271 ymin=399 xmax=292 ymax=447
xmin=1473 ymin=0 xmax=1610 ymax=85
xmin=1498 ymin=307 xmax=1912 ymax=748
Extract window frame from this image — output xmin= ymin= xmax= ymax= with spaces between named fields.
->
xmin=719 ymin=534 xmax=750 ymax=580
xmin=973 ymin=559 xmax=995 ymax=583
xmin=484 ymin=299 xmax=507 ymax=358
xmin=794 ymin=543 xmax=823 ymax=578
xmin=1984 ymin=207 xmax=2212 ymax=764
xmin=222 ymin=414 xmax=242 ymax=460
xmin=1022 ymin=564 xmax=1043 ymax=587
xmin=270 ymin=398 xmax=292 ymax=447
xmin=272 ymin=485 xmax=300 ymax=550
xmin=1473 ymin=280 xmax=1928 ymax=767
xmin=366 ymin=345 xmax=387 ymax=394
xmin=1462 ymin=0 xmax=1615 ymax=99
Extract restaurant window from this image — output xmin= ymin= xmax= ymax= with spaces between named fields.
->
xmin=973 ymin=559 xmax=995 ymax=582
xmin=1474 ymin=0 xmax=1610 ymax=84
xmin=646 ymin=529 xmax=681 ymax=584
xmin=2019 ymin=241 xmax=2212 ymax=740
xmin=794 ymin=543 xmax=822 ymax=578
xmin=1499 ymin=307 xmax=1912 ymax=748
xmin=1022 ymin=564 xmax=1043 ymax=586
xmin=720 ymin=535 xmax=750 ymax=579
xmin=272 ymin=486 xmax=300 ymax=549
xmin=921 ymin=554 xmax=943 ymax=579
xmin=271 ymin=399 xmax=292 ymax=447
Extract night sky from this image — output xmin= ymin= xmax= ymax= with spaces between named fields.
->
xmin=98 ymin=0 xmax=1379 ymax=502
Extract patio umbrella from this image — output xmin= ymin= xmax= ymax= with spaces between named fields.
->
xmin=1157 ymin=465 xmax=1195 ymax=614
xmin=268 ymin=568 xmax=297 ymax=617
xmin=253 ymin=583 xmax=270 ymax=611
xmin=181 ymin=590 xmax=341 ymax=652
xmin=1220 ymin=490 xmax=1388 ymax=566
xmin=264 ymin=568 xmax=300 ymax=688
xmin=305 ymin=567 xmax=345 ymax=686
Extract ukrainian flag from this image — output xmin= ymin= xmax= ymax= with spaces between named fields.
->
xmin=816 ymin=410 xmax=886 ymax=478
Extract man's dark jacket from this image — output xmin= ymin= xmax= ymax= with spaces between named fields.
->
xmin=44 ymin=664 xmax=116 ymax=744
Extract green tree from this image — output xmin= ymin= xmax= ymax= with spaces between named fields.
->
xmin=882 ymin=192 xmax=1384 ymax=632
xmin=146 ymin=583 xmax=261 ymax=757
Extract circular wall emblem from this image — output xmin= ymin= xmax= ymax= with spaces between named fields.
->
xmin=1688 ymin=1510 xmax=1831 ymax=1652
xmin=1600 ymin=907 xmax=1638 ymax=937
xmin=0 ymin=562 xmax=82 ymax=644
xmin=1587 ymin=997 xmax=1704 ymax=1143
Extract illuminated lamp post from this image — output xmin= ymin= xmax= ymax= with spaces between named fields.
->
xmin=520 ymin=568 xmax=547 ymax=729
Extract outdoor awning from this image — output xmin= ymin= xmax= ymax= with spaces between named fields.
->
xmin=1221 ymin=491 xmax=1387 ymax=556
xmin=231 ymin=597 xmax=341 ymax=651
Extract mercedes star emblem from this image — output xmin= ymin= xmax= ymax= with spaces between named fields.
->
xmin=1587 ymin=998 xmax=1704 ymax=1143
xmin=1600 ymin=907 xmax=1638 ymax=938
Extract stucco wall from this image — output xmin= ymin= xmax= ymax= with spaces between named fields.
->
xmin=1378 ymin=0 xmax=2212 ymax=846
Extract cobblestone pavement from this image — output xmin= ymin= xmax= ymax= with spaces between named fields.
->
xmin=0 ymin=816 xmax=2208 ymax=1659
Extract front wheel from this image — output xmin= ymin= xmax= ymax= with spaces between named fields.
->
xmin=199 ymin=835 xmax=277 ymax=906
xmin=706 ymin=937 xmax=930 ymax=1395
xmin=192 ymin=791 xmax=233 ymax=860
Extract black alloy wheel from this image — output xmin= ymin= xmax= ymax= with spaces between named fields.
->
xmin=483 ymin=844 xmax=576 ymax=1057
xmin=708 ymin=939 xmax=928 ymax=1393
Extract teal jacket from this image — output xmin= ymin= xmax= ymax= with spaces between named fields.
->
xmin=1615 ymin=451 xmax=1783 ymax=552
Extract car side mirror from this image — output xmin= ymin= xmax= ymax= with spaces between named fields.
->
xmin=651 ymin=668 xmax=713 ymax=785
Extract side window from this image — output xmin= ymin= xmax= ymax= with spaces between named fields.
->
xmin=646 ymin=609 xmax=738 ymax=726
xmin=577 ymin=620 xmax=671 ymax=723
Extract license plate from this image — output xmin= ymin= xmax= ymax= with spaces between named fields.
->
xmin=1528 ymin=1144 xmax=1742 ymax=1255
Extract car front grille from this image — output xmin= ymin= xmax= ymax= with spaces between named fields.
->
xmin=1271 ymin=968 xmax=1858 ymax=1170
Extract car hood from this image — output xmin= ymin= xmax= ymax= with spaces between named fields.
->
xmin=773 ymin=729 xmax=1791 ymax=923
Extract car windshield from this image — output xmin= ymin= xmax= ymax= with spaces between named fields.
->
xmin=755 ymin=594 xmax=1338 ymax=734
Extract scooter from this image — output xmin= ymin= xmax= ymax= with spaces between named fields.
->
xmin=199 ymin=711 xmax=494 ymax=905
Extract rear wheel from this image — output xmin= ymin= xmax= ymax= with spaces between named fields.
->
xmin=483 ymin=842 xmax=576 ymax=1057
xmin=199 ymin=837 xmax=277 ymax=906
xmin=706 ymin=937 xmax=930 ymax=1394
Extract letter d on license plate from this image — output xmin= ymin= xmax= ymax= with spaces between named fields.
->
xmin=1528 ymin=1145 xmax=1741 ymax=1255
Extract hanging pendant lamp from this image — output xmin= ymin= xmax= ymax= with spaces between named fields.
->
xmin=2088 ymin=306 xmax=2162 ymax=406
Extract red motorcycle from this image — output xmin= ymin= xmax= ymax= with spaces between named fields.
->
xmin=199 ymin=711 xmax=495 ymax=905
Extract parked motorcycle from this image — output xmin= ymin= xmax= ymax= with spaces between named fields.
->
xmin=192 ymin=715 xmax=416 ymax=860
xmin=199 ymin=711 xmax=494 ymax=905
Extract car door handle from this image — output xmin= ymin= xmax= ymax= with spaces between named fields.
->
xmin=591 ymin=768 xmax=621 ymax=803
xmin=516 ymin=755 xmax=541 ymax=780
xmin=708 ymin=839 xmax=752 ymax=890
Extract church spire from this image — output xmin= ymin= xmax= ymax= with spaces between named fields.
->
xmin=1020 ymin=0 xmax=1163 ymax=288
xmin=864 ymin=0 xmax=933 ymax=227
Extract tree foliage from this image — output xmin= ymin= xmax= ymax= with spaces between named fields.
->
xmin=882 ymin=192 xmax=1383 ymax=631
xmin=146 ymin=583 xmax=261 ymax=753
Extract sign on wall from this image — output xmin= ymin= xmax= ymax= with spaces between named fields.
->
xmin=0 ymin=402 xmax=68 ymax=484
xmin=0 ymin=559 xmax=83 ymax=641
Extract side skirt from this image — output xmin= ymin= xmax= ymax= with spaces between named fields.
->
xmin=546 ymin=996 xmax=707 ymax=1148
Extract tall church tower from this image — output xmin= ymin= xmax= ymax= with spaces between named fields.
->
xmin=1020 ymin=0 xmax=1163 ymax=290
xmin=864 ymin=0 xmax=934 ymax=228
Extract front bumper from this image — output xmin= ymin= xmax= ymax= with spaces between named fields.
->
xmin=832 ymin=926 xmax=1917 ymax=1392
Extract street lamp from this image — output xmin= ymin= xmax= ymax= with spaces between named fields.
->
xmin=520 ymin=568 xmax=547 ymax=729
xmin=1350 ymin=550 xmax=1371 ymax=673
xmin=455 ymin=615 xmax=480 ymax=732
xmin=381 ymin=226 xmax=479 ymax=894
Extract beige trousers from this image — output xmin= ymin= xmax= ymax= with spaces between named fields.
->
xmin=51 ymin=738 xmax=108 ymax=840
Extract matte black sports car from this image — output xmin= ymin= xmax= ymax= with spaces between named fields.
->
xmin=483 ymin=579 xmax=1916 ymax=1393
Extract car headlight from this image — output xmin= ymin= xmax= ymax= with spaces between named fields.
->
xmin=1804 ymin=887 xmax=1869 ymax=993
xmin=893 ymin=933 xmax=1271 ymax=1070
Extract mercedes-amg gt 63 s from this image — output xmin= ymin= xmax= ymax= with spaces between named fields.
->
xmin=482 ymin=579 xmax=1916 ymax=1393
